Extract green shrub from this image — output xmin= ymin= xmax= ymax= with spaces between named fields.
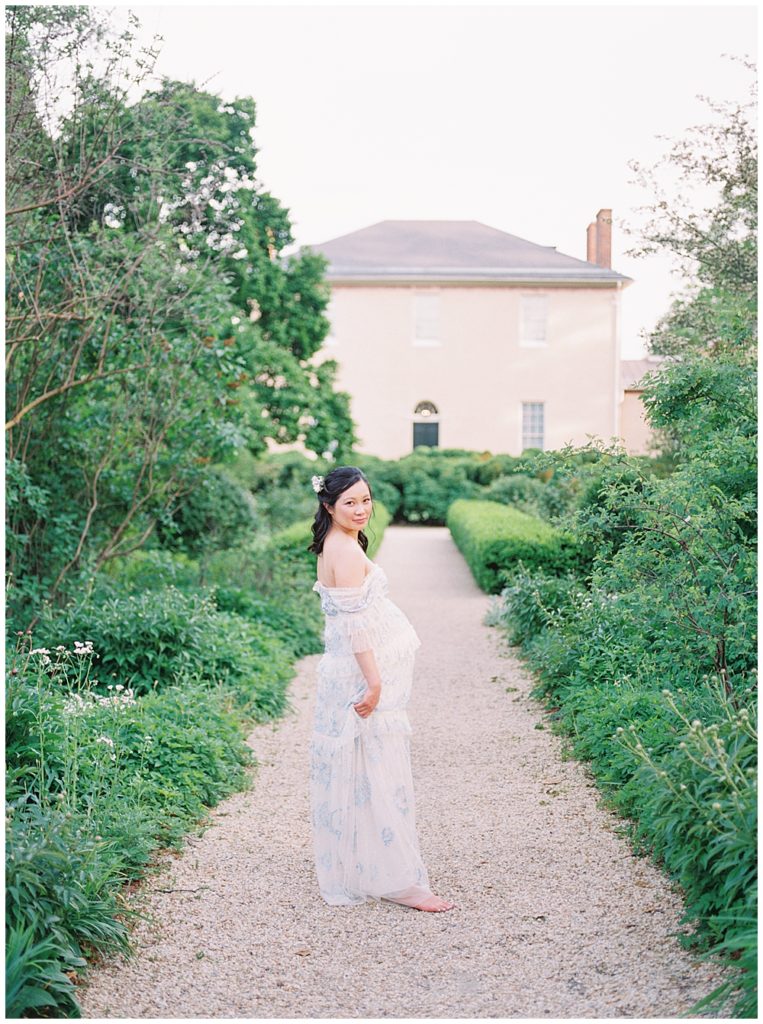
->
xmin=100 ymin=547 xmax=200 ymax=593
xmin=198 ymin=540 xmax=323 ymax=658
xmin=494 ymin=564 xmax=757 ymax=1017
xmin=495 ymin=563 xmax=584 ymax=647
xmin=484 ymin=358 xmax=757 ymax=1016
xmin=155 ymin=466 xmax=258 ymax=555
xmin=467 ymin=452 xmax=527 ymax=486
xmin=96 ymin=537 xmax=326 ymax=661
xmin=377 ymin=450 xmax=480 ymax=522
xmin=225 ymin=448 xmax=324 ymax=495
xmin=398 ymin=462 xmax=480 ymax=523
xmin=483 ymin=473 xmax=545 ymax=515
xmin=6 ymin=639 xmax=259 ymax=1017
xmin=447 ymin=498 xmax=587 ymax=592
xmin=33 ymin=588 xmax=294 ymax=715
xmin=616 ymin=676 xmax=757 ymax=1019
xmin=224 ymin=450 xmax=334 ymax=533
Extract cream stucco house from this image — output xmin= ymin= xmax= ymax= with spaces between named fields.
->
xmin=281 ymin=212 xmax=664 ymax=460
xmin=619 ymin=354 xmax=670 ymax=455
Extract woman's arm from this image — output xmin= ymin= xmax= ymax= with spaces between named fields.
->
xmin=329 ymin=543 xmax=382 ymax=716
xmin=353 ymin=649 xmax=381 ymax=718
xmin=354 ymin=648 xmax=382 ymax=689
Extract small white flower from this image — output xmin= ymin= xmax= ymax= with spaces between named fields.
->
xmin=311 ymin=474 xmax=325 ymax=494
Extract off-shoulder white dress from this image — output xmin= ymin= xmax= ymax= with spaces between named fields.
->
xmin=309 ymin=554 xmax=434 ymax=906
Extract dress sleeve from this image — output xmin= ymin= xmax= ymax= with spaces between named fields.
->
xmin=329 ymin=589 xmax=379 ymax=654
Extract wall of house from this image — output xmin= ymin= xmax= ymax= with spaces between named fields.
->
xmin=311 ymin=283 xmax=621 ymax=459
xmin=618 ymin=389 xmax=658 ymax=455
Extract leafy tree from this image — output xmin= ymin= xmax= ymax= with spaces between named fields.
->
xmin=5 ymin=6 xmax=356 ymax=625
xmin=623 ymin=54 xmax=756 ymax=363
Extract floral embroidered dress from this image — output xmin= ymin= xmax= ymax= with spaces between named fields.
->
xmin=309 ymin=554 xmax=434 ymax=906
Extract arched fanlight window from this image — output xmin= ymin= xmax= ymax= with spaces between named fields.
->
xmin=414 ymin=400 xmax=439 ymax=418
xmin=413 ymin=400 xmax=440 ymax=449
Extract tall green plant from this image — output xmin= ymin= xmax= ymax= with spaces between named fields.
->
xmin=5 ymin=6 xmax=356 ymax=629
xmin=623 ymin=55 xmax=756 ymax=364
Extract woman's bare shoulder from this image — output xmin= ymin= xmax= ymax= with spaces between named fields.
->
xmin=318 ymin=536 xmax=367 ymax=587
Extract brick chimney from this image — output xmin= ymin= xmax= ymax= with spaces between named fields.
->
xmin=586 ymin=208 xmax=612 ymax=269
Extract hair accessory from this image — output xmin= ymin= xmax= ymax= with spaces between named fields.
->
xmin=311 ymin=474 xmax=324 ymax=494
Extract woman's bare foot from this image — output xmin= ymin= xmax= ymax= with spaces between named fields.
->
xmin=383 ymin=892 xmax=456 ymax=912
xmin=413 ymin=894 xmax=456 ymax=913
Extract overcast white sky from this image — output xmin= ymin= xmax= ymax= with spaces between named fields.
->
xmin=109 ymin=1 xmax=756 ymax=357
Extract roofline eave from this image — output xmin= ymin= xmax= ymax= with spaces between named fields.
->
xmin=324 ymin=271 xmax=634 ymax=287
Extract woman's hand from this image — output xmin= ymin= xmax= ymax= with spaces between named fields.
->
xmin=353 ymin=684 xmax=381 ymax=718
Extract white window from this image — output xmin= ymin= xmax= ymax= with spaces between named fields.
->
xmin=324 ymin=298 xmax=338 ymax=346
xmin=521 ymin=402 xmax=545 ymax=450
xmin=519 ymin=293 xmax=548 ymax=346
xmin=413 ymin=291 xmax=441 ymax=345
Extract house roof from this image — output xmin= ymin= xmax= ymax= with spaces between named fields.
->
xmin=293 ymin=219 xmax=633 ymax=285
xmin=621 ymin=356 xmax=671 ymax=390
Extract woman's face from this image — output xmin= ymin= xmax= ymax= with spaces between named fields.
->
xmin=326 ymin=479 xmax=373 ymax=533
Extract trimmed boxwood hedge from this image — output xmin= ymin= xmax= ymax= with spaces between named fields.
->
xmin=446 ymin=498 xmax=587 ymax=592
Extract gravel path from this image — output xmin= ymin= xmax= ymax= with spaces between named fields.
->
xmin=79 ymin=524 xmax=734 ymax=1018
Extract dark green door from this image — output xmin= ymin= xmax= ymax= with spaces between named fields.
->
xmin=413 ymin=421 xmax=439 ymax=448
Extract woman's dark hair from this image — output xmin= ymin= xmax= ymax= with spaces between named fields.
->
xmin=307 ymin=465 xmax=373 ymax=555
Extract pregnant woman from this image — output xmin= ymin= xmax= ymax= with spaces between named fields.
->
xmin=307 ymin=465 xmax=455 ymax=913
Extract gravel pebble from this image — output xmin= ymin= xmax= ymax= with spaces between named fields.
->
xmin=78 ymin=525 xmax=736 ymax=1018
